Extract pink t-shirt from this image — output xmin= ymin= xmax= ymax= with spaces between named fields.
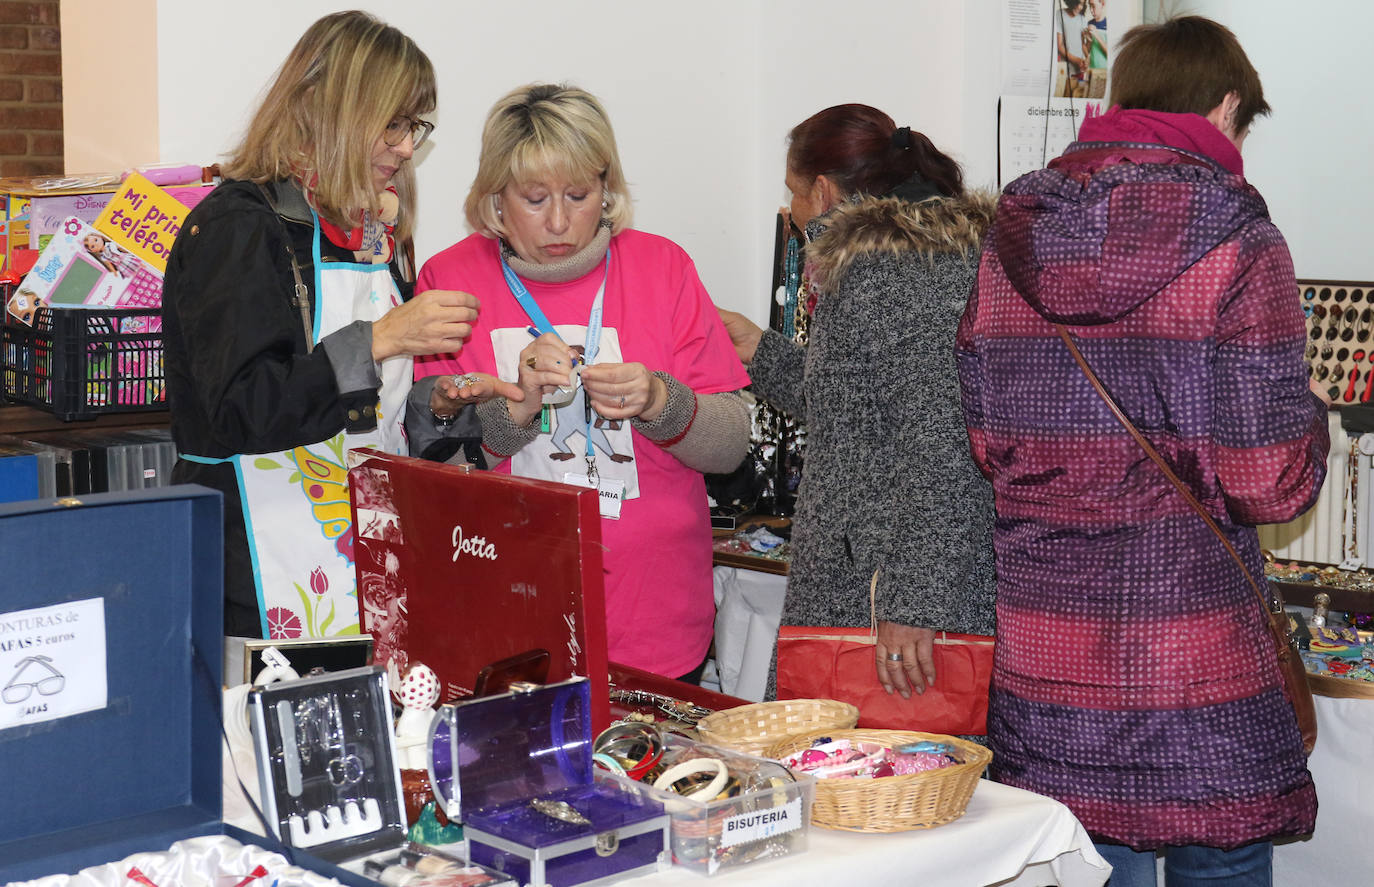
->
xmin=416 ymin=230 xmax=750 ymax=676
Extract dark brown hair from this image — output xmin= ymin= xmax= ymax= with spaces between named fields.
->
xmin=1110 ymin=16 xmax=1270 ymax=133
xmin=787 ymin=104 xmax=963 ymax=200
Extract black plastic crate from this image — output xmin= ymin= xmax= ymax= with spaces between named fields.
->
xmin=3 ymin=302 xmax=165 ymax=421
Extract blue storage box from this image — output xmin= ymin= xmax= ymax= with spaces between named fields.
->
xmin=0 ymin=486 xmax=371 ymax=885
xmin=429 ymin=679 xmax=670 ymax=887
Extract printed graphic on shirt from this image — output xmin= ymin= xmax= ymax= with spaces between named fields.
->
xmin=493 ymin=324 xmax=640 ymax=499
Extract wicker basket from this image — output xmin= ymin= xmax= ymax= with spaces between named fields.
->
xmin=767 ymin=729 xmax=992 ymax=833
xmin=693 ymin=698 xmax=859 ymax=756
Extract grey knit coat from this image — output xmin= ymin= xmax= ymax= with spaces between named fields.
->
xmin=750 ymin=193 xmax=998 ymax=638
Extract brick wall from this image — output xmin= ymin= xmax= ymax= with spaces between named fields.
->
xmin=0 ymin=1 xmax=60 ymax=177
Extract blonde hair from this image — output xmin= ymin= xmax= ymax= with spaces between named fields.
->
xmin=221 ymin=10 xmax=435 ymax=243
xmin=464 ymin=83 xmax=633 ymax=239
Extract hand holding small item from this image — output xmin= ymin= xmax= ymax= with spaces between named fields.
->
xmin=509 ymin=333 xmax=581 ymax=425
xmin=372 ymin=288 xmax=480 ymax=361
xmin=580 ymin=361 xmax=664 ymax=422
xmin=429 ymin=371 xmax=524 ymax=421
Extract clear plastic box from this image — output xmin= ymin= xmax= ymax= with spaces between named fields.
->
xmin=601 ymin=733 xmax=814 ymax=876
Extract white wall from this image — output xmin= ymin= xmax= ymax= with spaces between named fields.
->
xmin=143 ymin=0 xmax=986 ymax=323
xmin=62 ymin=1 xmax=1168 ymax=321
xmin=1146 ymin=1 xmax=1370 ymax=280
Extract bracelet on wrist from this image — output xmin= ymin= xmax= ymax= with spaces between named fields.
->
xmin=431 ymin=408 xmax=457 ymax=429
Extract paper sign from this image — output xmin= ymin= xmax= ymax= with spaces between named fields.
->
xmin=720 ymin=796 xmax=803 ymax=848
xmin=93 ymin=172 xmax=188 ymax=273
xmin=0 ymin=597 xmax=107 ymax=732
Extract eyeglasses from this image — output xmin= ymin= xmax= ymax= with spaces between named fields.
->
xmin=2 ymin=654 xmax=65 ymax=704
xmin=383 ymin=115 xmax=434 ymax=149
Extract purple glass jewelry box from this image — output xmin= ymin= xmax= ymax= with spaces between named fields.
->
xmin=429 ymin=678 xmax=671 ymax=887
xmin=0 ymin=486 xmax=373 ymax=885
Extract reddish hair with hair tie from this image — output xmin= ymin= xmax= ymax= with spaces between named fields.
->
xmin=786 ymin=104 xmax=963 ymax=201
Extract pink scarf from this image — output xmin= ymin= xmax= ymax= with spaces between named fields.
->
xmin=1078 ymin=106 xmax=1243 ymax=176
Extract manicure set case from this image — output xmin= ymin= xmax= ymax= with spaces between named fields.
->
xmin=0 ymin=486 xmax=371 ymax=885
xmin=247 ymin=666 xmax=410 ymax=864
xmin=247 ymin=664 xmax=515 ymax=885
xmin=428 ymin=678 xmax=671 ymax=887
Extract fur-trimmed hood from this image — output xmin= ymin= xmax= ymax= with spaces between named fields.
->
xmin=806 ymin=191 xmax=998 ymax=294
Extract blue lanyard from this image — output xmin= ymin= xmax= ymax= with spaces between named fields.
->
xmin=499 ymin=248 xmax=612 ymax=471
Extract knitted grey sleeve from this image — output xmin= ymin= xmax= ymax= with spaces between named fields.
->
xmin=476 ymin=396 xmax=540 ymax=463
xmin=631 ymin=372 xmax=751 ymax=474
xmin=747 ymin=328 xmax=806 ymax=418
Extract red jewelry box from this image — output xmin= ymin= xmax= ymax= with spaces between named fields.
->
xmin=347 ymin=450 xmax=610 ymax=730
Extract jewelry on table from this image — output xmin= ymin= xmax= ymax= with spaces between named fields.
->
xmin=530 ymin=798 xmax=591 ymax=826
xmin=608 ymin=686 xmax=713 ymax=726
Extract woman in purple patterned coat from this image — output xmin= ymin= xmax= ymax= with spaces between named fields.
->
xmin=957 ymin=17 xmax=1332 ymax=886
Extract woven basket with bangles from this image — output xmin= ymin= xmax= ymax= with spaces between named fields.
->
xmin=693 ymin=698 xmax=859 ymax=757
xmin=767 ymin=728 xmax=992 ymax=833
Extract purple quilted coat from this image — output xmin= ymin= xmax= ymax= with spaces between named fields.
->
xmin=956 ymin=120 xmax=1329 ymax=849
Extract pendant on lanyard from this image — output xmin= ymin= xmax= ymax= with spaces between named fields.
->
xmin=501 ymin=248 xmax=610 ymax=487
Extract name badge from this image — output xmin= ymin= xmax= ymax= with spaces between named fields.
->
xmin=562 ymin=472 xmax=625 ymax=520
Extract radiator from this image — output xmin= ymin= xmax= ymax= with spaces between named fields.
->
xmin=1258 ymin=412 xmax=1357 ymax=566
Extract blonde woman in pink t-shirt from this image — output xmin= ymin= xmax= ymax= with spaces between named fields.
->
xmin=408 ymin=83 xmax=752 ymax=681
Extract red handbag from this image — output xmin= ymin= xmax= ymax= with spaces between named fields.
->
xmin=774 ymin=625 xmax=994 ymax=735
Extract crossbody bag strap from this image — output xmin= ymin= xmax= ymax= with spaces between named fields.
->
xmin=1053 ymin=324 xmax=1271 ymax=612
xmin=255 ymin=182 xmax=315 ymax=354
xmin=1056 ymin=323 xmax=1317 ymax=756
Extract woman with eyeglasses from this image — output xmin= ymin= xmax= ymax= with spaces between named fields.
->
xmin=162 ymin=11 xmax=519 ymax=639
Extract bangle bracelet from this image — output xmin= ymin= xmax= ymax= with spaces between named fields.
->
xmin=431 ymin=407 xmax=456 ymax=428
xmin=592 ymin=753 xmax=627 ymax=777
xmin=592 ymin=722 xmax=664 ymax=781
xmin=652 ymin=757 xmax=728 ymax=801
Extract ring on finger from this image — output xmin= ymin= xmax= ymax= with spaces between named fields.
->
xmin=619 ymin=394 xmax=626 ymax=408
xmin=453 ymin=373 xmax=481 ymax=389
xmin=886 ymin=653 xmax=903 ymax=662
xmin=525 ymin=356 xmax=538 ymax=369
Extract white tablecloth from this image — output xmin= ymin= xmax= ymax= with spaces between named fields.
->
xmin=1274 ymin=692 xmax=1374 ymax=880
xmin=621 ymin=779 xmax=1109 ymax=887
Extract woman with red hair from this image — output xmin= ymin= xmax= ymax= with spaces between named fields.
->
xmin=720 ymin=104 xmax=998 ymax=705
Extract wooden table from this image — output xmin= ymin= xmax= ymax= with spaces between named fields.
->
xmin=712 ymin=514 xmax=790 ymax=575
